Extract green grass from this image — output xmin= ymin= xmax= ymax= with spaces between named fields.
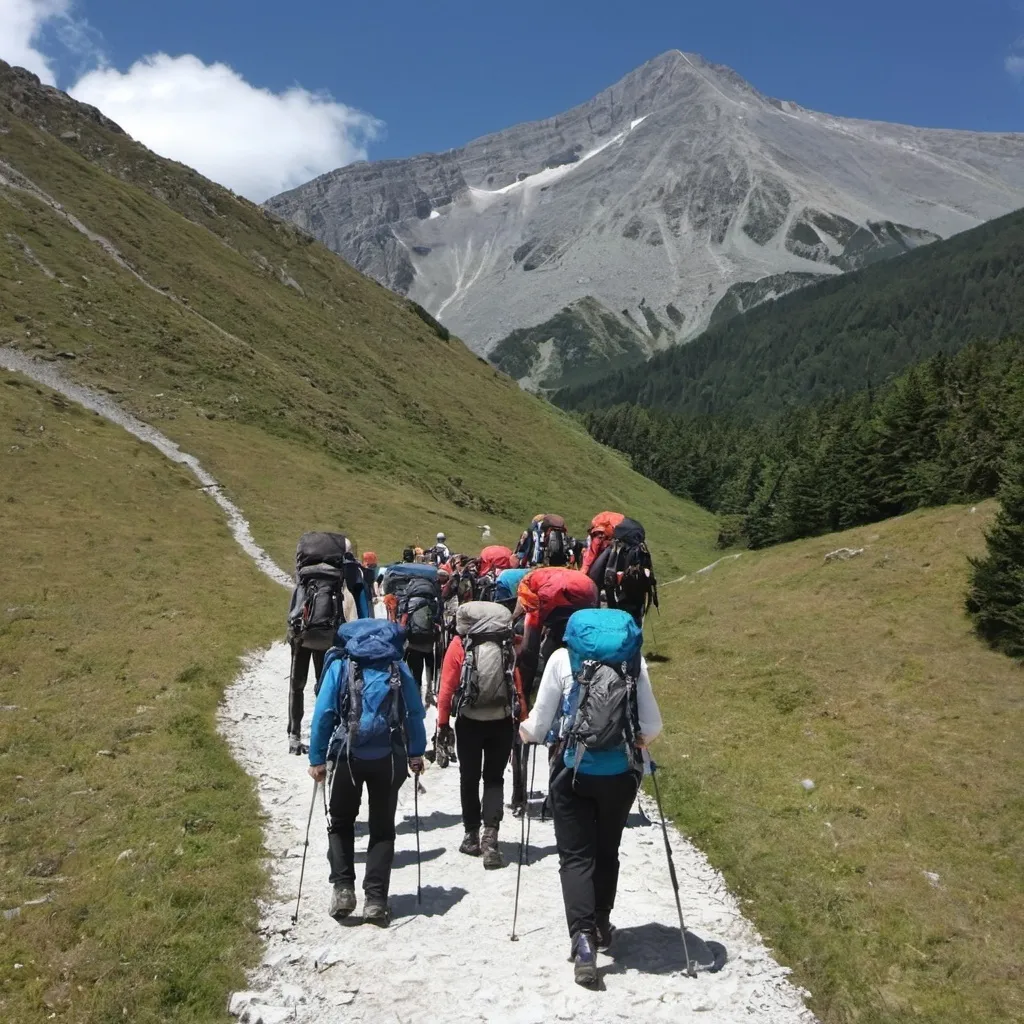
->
xmin=0 ymin=377 xmax=281 ymax=1022
xmin=652 ymin=503 xmax=1024 ymax=1023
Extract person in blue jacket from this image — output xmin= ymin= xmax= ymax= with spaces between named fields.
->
xmin=307 ymin=620 xmax=427 ymax=928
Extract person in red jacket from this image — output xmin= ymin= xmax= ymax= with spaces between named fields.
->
xmin=436 ymin=602 xmax=527 ymax=869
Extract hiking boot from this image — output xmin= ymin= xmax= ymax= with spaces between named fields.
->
xmin=481 ymin=826 xmax=504 ymax=870
xmin=595 ymin=914 xmax=615 ymax=951
xmin=509 ymin=799 xmax=526 ymax=818
xmin=363 ymin=900 xmax=391 ymax=928
xmin=329 ymin=885 xmax=356 ymax=921
xmin=570 ymin=932 xmax=599 ymax=987
xmin=459 ymin=829 xmax=481 ymax=856
xmin=288 ymin=735 xmax=307 ymax=756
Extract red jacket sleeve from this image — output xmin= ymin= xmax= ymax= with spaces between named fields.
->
xmin=437 ymin=636 xmax=465 ymax=728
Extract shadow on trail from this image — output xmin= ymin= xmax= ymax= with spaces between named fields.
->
xmin=391 ymin=885 xmax=469 ymax=919
xmin=502 ymin=841 xmax=558 ymax=865
xmin=604 ymin=922 xmax=728 ymax=976
xmin=396 ymin=810 xmax=463 ymax=835
xmin=354 ymin=847 xmax=445 ymax=869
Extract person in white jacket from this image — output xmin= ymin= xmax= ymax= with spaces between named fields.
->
xmin=519 ymin=637 xmax=663 ymax=986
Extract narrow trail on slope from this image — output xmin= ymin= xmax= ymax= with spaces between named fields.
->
xmin=0 ymin=348 xmax=291 ymax=588
xmin=2 ymin=348 xmax=815 ymax=1022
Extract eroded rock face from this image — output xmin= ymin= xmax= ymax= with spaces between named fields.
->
xmin=265 ymin=50 xmax=1024 ymax=369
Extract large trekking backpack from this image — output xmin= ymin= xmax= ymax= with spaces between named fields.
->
xmin=288 ymin=562 xmax=346 ymax=651
xmin=515 ymin=515 xmax=570 ymax=567
xmin=582 ymin=511 xmax=625 ymax=575
xmin=451 ymin=602 xmax=519 ymax=719
xmin=494 ymin=567 xmax=528 ymax=608
xmin=475 ymin=545 xmax=516 ymax=601
xmin=382 ymin=563 xmax=441 ymax=650
xmin=295 ymin=531 xmax=348 ymax=573
xmin=516 ymin=567 xmax=599 ymax=626
xmin=560 ymin=608 xmax=643 ymax=765
xmin=603 ymin=518 xmax=658 ymax=618
xmin=324 ymin=619 xmax=408 ymax=761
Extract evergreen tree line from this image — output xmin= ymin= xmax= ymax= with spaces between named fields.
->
xmin=582 ymin=337 xmax=1024 ymax=551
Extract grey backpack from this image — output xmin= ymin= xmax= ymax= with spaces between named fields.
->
xmin=452 ymin=602 xmax=518 ymax=718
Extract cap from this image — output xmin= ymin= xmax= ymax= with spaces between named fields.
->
xmin=437 ymin=532 xmax=446 ymax=541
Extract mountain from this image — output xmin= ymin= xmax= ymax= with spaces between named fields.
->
xmin=557 ymin=203 xmax=1024 ymax=418
xmin=265 ymin=50 xmax=1024 ymax=389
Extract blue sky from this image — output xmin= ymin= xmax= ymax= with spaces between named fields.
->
xmin=3 ymin=0 xmax=1023 ymax=198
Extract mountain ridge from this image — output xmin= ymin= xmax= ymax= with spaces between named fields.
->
xmin=265 ymin=50 xmax=1024 ymax=389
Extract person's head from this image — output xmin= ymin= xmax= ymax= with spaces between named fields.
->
xmin=362 ymin=551 xmax=378 ymax=568
xmin=436 ymin=532 xmax=446 ymax=544
xmin=402 ymin=547 xmax=415 ymax=563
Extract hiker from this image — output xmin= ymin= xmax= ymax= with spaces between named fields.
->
xmin=362 ymin=552 xmax=380 ymax=605
xmin=475 ymin=544 xmax=517 ymax=601
xmin=586 ymin=517 xmax=659 ymax=626
xmin=287 ymin=531 xmax=362 ymax=755
xmin=510 ymin=566 xmax=598 ymax=813
xmin=402 ymin=547 xmax=415 ymax=564
xmin=428 ymin=532 xmax=451 ymax=566
xmin=519 ymin=607 xmax=663 ymax=986
xmin=307 ymin=619 xmax=426 ymax=927
xmin=581 ymin=511 xmax=624 ymax=576
xmin=436 ymin=602 xmax=526 ymax=869
xmin=515 ymin=514 xmax=570 ymax=568
xmin=381 ymin=561 xmax=442 ymax=705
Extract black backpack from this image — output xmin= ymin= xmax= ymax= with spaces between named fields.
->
xmin=296 ymin=531 xmax=348 ymax=572
xmin=289 ymin=563 xmax=345 ymax=651
xmin=384 ymin=565 xmax=441 ymax=651
xmin=604 ymin=518 xmax=658 ymax=617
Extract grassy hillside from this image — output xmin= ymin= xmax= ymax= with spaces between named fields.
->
xmin=0 ymin=61 xmax=717 ymax=574
xmin=558 ymin=203 xmax=1024 ymax=417
xmin=654 ymin=503 xmax=1023 ymax=1024
xmin=0 ymin=62 xmax=718 ymax=1022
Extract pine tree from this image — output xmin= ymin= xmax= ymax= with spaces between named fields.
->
xmin=966 ymin=445 xmax=1024 ymax=658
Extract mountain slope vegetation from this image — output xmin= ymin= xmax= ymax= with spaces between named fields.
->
xmin=558 ymin=204 xmax=1024 ymax=418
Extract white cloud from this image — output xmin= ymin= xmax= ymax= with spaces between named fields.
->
xmin=1 ymin=3 xmax=381 ymax=202
xmin=1007 ymin=54 xmax=1024 ymax=82
xmin=70 ymin=54 xmax=381 ymax=201
xmin=0 ymin=0 xmax=72 ymax=85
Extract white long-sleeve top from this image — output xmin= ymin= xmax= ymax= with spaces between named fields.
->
xmin=520 ymin=648 xmax=663 ymax=747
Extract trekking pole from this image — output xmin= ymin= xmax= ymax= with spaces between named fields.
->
xmin=413 ymin=767 xmax=423 ymax=906
xmin=510 ymin=755 xmax=528 ymax=942
xmin=524 ymin=744 xmax=538 ymax=864
xmin=649 ymin=760 xmax=697 ymax=978
xmin=292 ymin=779 xmax=320 ymax=925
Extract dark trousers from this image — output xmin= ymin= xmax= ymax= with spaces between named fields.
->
xmin=326 ymin=751 xmax=407 ymax=900
xmin=288 ymin=641 xmax=325 ymax=738
xmin=455 ymin=716 xmax=515 ymax=829
xmin=405 ymin=647 xmax=436 ymax=700
xmin=549 ymin=766 xmax=639 ymax=938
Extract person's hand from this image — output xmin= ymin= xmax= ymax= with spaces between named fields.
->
xmin=437 ymin=724 xmax=454 ymax=745
xmin=408 ymin=756 xmax=425 ymax=774
xmin=635 ymin=735 xmax=649 ymax=750
xmin=308 ymin=763 xmax=327 ymax=783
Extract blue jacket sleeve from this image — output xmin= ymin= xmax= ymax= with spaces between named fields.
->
xmin=309 ymin=659 xmax=345 ymax=765
xmin=399 ymin=663 xmax=427 ymax=757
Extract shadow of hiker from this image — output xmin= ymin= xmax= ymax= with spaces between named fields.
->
xmin=396 ymin=810 xmax=463 ymax=835
xmin=604 ymin=922 xmax=727 ymax=976
xmin=391 ymin=885 xmax=469 ymax=919
xmin=502 ymin=841 xmax=558 ymax=866
xmin=354 ymin=847 xmax=445 ymax=869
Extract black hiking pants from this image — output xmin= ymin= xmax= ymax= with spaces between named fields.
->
xmin=405 ymin=647 xmax=436 ymax=702
xmin=326 ymin=751 xmax=408 ymax=901
xmin=549 ymin=766 xmax=639 ymax=939
xmin=454 ymin=716 xmax=515 ymax=830
xmin=287 ymin=641 xmax=325 ymax=739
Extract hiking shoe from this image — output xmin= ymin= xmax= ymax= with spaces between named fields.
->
xmin=288 ymin=735 xmax=307 ymax=756
xmin=329 ymin=886 xmax=356 ymax=921
xmin=595 ymin=914 xmax=615 ymax=951
xmin=481 ymin=827 xmax=504 ymax=870
xmin=459 ymin=829 xmax=481 ymax=856
xmin=509 ymin=799 xmax=526 ymax=818
xmin=571 ymin=932 xmax=599 ymax=987
xmin=363 ymin=900 xmax=391 ymax=928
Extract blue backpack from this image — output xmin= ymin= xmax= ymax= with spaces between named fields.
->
xmin=323 ymin=619 xmax=408 ymax=761
xmin=494 ymin=568 xmax=528 ymax=603
xmin=559 ymin=609 xmax=644 ymax=762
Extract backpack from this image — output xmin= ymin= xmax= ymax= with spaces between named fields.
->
xmin=288 ymin=562 xmax=345 ymax=651
xmin=516 ymin=567 xmax=598 ymax=626
xmin=603 ymin=518 xmax=658 ymax=618
xmin=582 ymin=511 xmax=625 ymax=574
xmin=295 ymin=531 xmax=348 ymax=573
xmin=561 ymin=608 xmax=643 ymax=767
xmin=494 ymin=568 xmax=528 ymax=605
xmin=324 ymin=619 xmax=408 ymax=761
xmin=382 ymin=563 xmax=441 ymax=649
xmin=516 ymin=515 xmax=570 ymax=567
xmin=451 ymin=602 xmax=519 ymax=719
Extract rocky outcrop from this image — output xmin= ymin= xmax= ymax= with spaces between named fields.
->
xmin=266 ymin=51 xmax=1024 ymax=370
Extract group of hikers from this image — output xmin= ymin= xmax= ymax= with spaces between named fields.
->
xmin=285 ymin=512 xmax=662 ymax=986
